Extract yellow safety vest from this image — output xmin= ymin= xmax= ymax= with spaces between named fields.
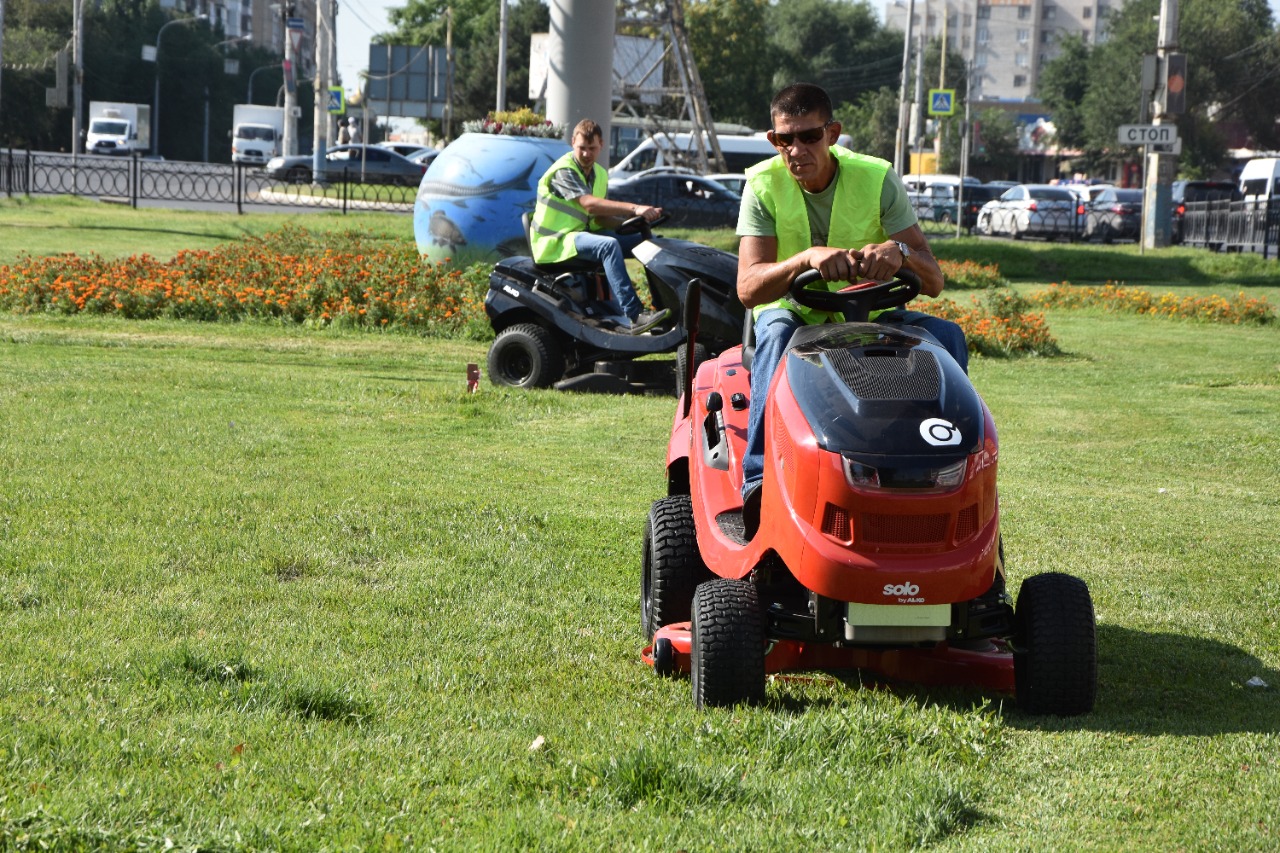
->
xmin=748 ymin=147 xmax=891 ymax=323
xmin=530 ymin=153 xmax=609 ymax=264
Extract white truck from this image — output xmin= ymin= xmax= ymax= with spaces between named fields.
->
xmin=86 ymin=102 xmax=151 ymax=156
xmin=231 ymin=105 xmax=286 ymax=166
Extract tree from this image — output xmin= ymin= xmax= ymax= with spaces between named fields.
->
xmin=1038 ymin=0 xmax=1280 ymax=175
xmin=835 ymin=86 xmax=899 ymax=161
xmin=385 ymin=0 xmax=549 ymax=136
xmin=685 ymin=0 xmax=775 ymax=128
xmin=764 ymin=0 xmax=902 ymax=109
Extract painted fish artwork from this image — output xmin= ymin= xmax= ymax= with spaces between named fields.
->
xmin=414 ymin=133 xmax=570 ymax=266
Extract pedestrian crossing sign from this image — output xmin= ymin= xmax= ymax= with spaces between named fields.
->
xmin=928 ymin=89 xmax=956 ymax=116
xmin=327 ymin=87 xmax=346 ymax=115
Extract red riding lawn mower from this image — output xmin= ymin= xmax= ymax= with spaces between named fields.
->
xmin=641 ymin=271 xmax=1097 ymax=714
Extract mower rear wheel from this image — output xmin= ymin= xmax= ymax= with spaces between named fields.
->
xmin=641 ymin=495 xmax=711 ymax=640
xmin=675 ymin=342 xmax=709 ymax=401
xmin=487 ymin=323 xmax=564 ymax=389
xmin=690 ymin=578 xmax=766 ymax=709
xmin=1014 ymin=572 xmax=1097 ymax=716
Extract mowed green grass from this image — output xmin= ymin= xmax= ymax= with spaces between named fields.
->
xmin=2 ymin=304 xmax=1277 ymax=850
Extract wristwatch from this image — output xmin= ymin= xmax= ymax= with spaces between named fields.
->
xmin=894 ymin=240 xmax=911 ymax=262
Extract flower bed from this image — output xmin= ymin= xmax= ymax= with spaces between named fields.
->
xmin=0 ymin=226 xmax=491 ymax=339
xmin=1029 ymin=282 xmax=1274 ymax=324
xmin=913 ymin=288 xmax=1060 ymax=358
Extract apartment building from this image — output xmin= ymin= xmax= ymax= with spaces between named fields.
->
xmin=884 ymin=0 xmax=1120 ymax=102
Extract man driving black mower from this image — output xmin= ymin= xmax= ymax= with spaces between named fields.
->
xmin=736 ymin=83 xmax=970 ymax=531
xmin=530 ymin=118 xmax=670 ymax=335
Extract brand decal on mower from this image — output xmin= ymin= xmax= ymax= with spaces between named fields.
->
xmin=502 ymin=284 xmax=521 ymax=299
xmin=920 ymin=418 xmax=962 ymax=447
xmin=883 ymin=582 xmax=920 ymax=598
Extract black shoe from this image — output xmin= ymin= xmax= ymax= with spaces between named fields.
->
xmin=625 ymin=308 xmax=670 ymax=335
xmin=742 ymin=481 xmax=763 ymax=540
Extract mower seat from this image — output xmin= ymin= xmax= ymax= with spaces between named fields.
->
xmin=522 ymin=213 xmax=599 ymax=275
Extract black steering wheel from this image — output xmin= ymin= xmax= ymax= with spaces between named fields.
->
xmin=788 ymin=267 xmax=921 ymax=322
xmin=616 ymin=212 xmax=669 ymax=238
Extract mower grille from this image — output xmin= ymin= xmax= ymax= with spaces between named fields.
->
xmin=825 ymin=349 xmax=941 ymax=401
xmin=955 ymin=503 xmax=980 ymax=542
xmin=822 ymin=503 xmax=852 ymax=542
xmin=861 ymin=512 xmax=949 ymax=545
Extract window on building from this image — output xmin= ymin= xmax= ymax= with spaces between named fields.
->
xmin=1018 ymin=28 xmax=1030 ymax=42
xmin=964 ymin=12 xmax=973 ymax=26
xmin=1018 ymin=5 xmax=1031 ymax=19
xmin=977 ymin=5 xmax=991 ymax=19
xmin=1014 ymin=74 xmax=1028 ymax=87
xmin=1083 ymin=29 xmax=1090 ymax=41
xmin=1016 ymin=52 xmax=1029 ymax=67
xmin=1041 ymin=31 xmax=1053 ymax=43
xmin=1083 ymin=6 xmax=1092 ymax=17
xmin=978 ymin=26 xmax=989 ymax=43
xmin=1043 ymin=4 xmax=1057 ymax=19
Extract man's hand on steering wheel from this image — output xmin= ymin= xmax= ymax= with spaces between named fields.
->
xmin=850 ymin=240 xmax=907 ymax=283
xmin=805 ymin=246 xmax=863 ymax=283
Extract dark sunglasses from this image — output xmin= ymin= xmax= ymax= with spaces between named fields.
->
xmin=769 ymin=121 xmax=833 ymax=147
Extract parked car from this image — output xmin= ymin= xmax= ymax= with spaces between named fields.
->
xmin=975 ymin=184 xmax=1083 ymax=240
xmin=908 ymin=183 xmax=959 ymax=224
xmin=1171 ymin=180 xmax=1239 ymax=243
xmin=1084 ymin=187 xmax=1143 ymax=242
xmin=378 ymin=142 xmax=430 ymax=158
xmin=958 ymin=184 xmax=1005 ymax=231
xmin=705 ymin=172 xmax=748 ymax=194
xmin=407 ymin=148 xmax=441 ymax=167
xmin=608 ymin=173 xmax=741 ymax=228
xmin=264 ymin=144 xmax=427 ymax=185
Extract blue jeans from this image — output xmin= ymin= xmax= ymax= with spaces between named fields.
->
xmin=571 ymin=230 xmax=645 ymax=320
xmin=741 ymin=308 xmax=969 ymax=499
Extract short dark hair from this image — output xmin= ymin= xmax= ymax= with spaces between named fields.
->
xmin=572 ymin=119 xmax=603 ymax=144
xmin=770 ymin=83 xmax=833 ymax=127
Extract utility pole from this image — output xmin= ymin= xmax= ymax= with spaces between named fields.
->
xmin=894 ymin=0 xmax=916 ymax=174
xmin=1142 ymin=0 xmax=1179 ymax=249
xmin=282 ymin=6 xmax=299 ymax=157
xmin=72 ymin=0 xmax=84 ymax=155
xmin=912 ymin=33 xmax=925 ymax=173
xmin=312 ymin=0 xmax=334 ymax=178
xmin=496 ymin=0 xmax=508 ymax=112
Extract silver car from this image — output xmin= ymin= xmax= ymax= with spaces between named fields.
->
xmin=264 ymin=144 xmax=427 ymax=185
xmin=976 ymin=184 xmax=1084 ymax=241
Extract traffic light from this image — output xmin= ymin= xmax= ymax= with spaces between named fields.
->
xmin=1165 ymin=54 xmax=1187 ymax=115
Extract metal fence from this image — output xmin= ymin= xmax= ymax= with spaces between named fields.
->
xmin=1181 ymin=199 xmax=1280 ymax=258
xmin=1 ymin=148 xmax=416 ymax=215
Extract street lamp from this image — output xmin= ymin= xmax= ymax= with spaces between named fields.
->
xmin=248 ymin=63 xmax=283 ymax=105
xmin=152 ymin=14 xmax=208 ymax=156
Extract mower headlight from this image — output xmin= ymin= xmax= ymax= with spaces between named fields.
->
xmin=842 ymin=456 xmax=967 ymax=492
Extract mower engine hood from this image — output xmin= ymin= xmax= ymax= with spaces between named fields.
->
xmin=785 ymin=323 xmax=984 ymax=460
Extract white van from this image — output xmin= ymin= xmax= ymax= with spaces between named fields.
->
xmin=1238 ymin=157 xmax=1280 ymax=202
xmin=609 ymin=133 xmax=777 ymax=179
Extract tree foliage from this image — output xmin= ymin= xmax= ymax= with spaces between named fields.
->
xmin=1037 ymin=0 xmax=1280 ymax=175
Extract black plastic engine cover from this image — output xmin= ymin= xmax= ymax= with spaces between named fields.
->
xmin=784 ymin=323 xmax=984 ymax=458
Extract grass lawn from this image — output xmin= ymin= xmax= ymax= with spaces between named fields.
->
xmin=1 ymin=199 xmax=1278 ymax=848
xmin=2 ymin=305 xmax=1277 ymax=850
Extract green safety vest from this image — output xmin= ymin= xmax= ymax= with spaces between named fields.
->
xmin=748 ymin=146 xmax=891 ymax=323
xmin=530 ymin=153 xmax=609 ymax=264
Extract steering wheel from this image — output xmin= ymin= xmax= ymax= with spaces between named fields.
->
xmin=616 ymin=212 xmax=669 ymax=238
xmin=788 ymin=267 xmax=921 ymax=322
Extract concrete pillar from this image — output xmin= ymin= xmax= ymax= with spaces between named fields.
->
xmin=545 ymin=0 xmax=615 ymax=162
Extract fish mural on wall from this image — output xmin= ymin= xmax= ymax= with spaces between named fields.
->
xmin=414 ymin=133 xmax=570 ymax=266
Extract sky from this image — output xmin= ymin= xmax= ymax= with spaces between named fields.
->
xmin=335 ymin=0 xmax=401 ymax=100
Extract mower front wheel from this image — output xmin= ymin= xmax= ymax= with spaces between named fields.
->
xmin=691 ymin=578 xmax=766 ymax=709
xmin=487 ymin=323 xmax=564 ymax=389
xmin=1014 ymin=572 xmax=1097 ymax=715
xmin=641 ymin=495 xmax=710 ymax=640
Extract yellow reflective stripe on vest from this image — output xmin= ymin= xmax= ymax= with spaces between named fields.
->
xmin=748 ymin=148 xmax=891 ymax=323
xmin=530 ymin=153 xmax=607 ymax=264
